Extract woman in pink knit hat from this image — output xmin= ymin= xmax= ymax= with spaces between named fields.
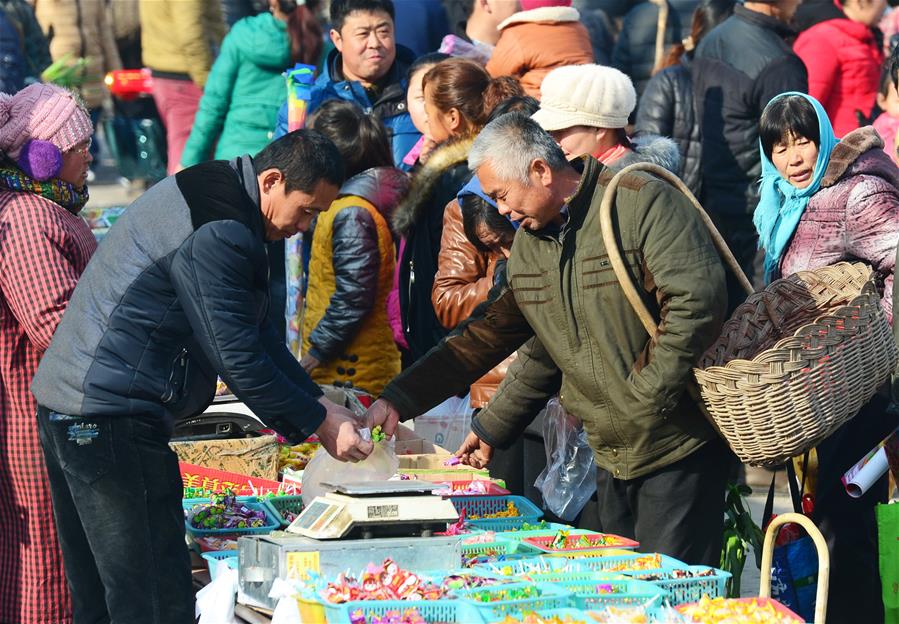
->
xmin=0 ymin=83 xmax=97 ymax=624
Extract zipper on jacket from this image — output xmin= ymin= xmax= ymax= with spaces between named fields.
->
xmin=405 ymin=259 xmax=415 ymax=333
xmin=162 ymin=348 xmax=188 ymax=403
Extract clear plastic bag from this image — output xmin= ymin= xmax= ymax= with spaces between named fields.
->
xmin=301 ymin=430 xmax=399 ymax=507
xmin=533 ymin=398 xmax=597 ymax=521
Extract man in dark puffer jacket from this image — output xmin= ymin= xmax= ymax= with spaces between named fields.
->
xmin=31 ymin=130 xmax=372 ymax=624
xmin=692 ymin=0 xmax=806 ymax=302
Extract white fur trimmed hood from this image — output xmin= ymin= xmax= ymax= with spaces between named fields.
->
xmin=498 ymin=6 xmax=580 ymax=30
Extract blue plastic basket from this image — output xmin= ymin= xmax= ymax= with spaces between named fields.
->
xmin=261 ymin=495 xmax=304 ymax=528
xmin=550 ymin=578 xmax=669 ymax=611
xmin=625 ymin=565 xmax=731 ymax=606
xmin=454 ymin=581 xmax=573 ymax=619
xmin=494 ymin=525 xmax=596 ymax=544
xmin=453 ymin=496 xmax=543 ymax=524
xmin=182 ymin=497 xmax=279 ymax=537
xmin=201 ymin=550 xmax=238 ymax=582
xmin=483 ymin=608 xmax=595 ymax=623
xmin=323 ymin=599 xmax=483 ymax=624
xmin=471 ymin=556 xmax=581 ymax=578
xmin=571 ymin=553 xmax=688 ymax=575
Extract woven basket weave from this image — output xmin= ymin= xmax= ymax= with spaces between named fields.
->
xmin=599 ymin=163 xmax=898 ymax=467
xmin=694 ymin=262 xmax=897 ymax=466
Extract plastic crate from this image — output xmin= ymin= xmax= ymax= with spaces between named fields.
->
xmin=433 ymin=480 xmax=511 ymax=496
xmin=182 ymin=497 xmax=279 ymax=537
xmin=201 ymin=551 xmax=238 ymax=582
xmin=463 ymin=539 xmax=542 ymax=559
xmin=324 ymin=599 xmax=483 ymax=624
xmin=495 ymin=526 xmax=596 ymax=544
xmin=452 ymin=495 xmax=543 ymax=523
xmin=550 ymin=578 xmax=669 ymax=611
xmin=573 ymin=553 xmax=688 ymax=574
xmin=261 ymin=495 xmax=304 ymax=528
xmin=454 ymin=582 xmax=573 ymax=620
xmin=484 ymin=608 xmax=595 ymax=623
xmin=471 ymin=556 xmax=580 ymax=578
xmin=625 ymin=565 xmax=731 ymax=606
xmin=523 ymin=533 xmax=640 ymax=553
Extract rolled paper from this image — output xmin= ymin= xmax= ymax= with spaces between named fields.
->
xmin=842 ymin=428 xmax=899 ymax=498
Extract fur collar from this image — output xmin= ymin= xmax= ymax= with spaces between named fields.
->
xmin=613 ymin=135 xmax=681 ymax=174
xmin=498 ymin=6 xmax=580 ymax=30
xmin=392 ymin=137 xmax=474 ymax=236
xmin=821 ymin=126 xmax=884 ymax=187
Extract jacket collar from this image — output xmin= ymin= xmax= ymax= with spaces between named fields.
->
xmin=733 ymin=4 xmax=797 ymax=38
xmin=230 ymin=155 xmax=265 ymax=239
xmin=498 ymin=5 xmax=580 ymax=30
xmin=821 ymin=126 xmax=885 ymax=187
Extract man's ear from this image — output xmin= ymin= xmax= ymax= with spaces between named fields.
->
xmin=531 ymin=158 xmax=553 ymax=188
xmin=259 ymin=168 xmax=283 ymax=195
xmin=330 ymin=28 xmax=343 ymax=52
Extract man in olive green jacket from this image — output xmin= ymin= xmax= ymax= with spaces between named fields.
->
xmin=368 ymin=112 xmax=733 ymax=565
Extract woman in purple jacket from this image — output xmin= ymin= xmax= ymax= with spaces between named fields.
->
xmin=756 ymin=91 xmax=899 ymax=623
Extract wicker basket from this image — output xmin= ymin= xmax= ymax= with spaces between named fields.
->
xmin=599 ymin=163 xmax=898 ymax=467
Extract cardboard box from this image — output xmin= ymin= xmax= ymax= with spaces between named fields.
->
xmin=170 ymin=435 xmax=279 ymax=480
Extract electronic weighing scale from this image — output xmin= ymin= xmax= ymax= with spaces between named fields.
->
xmin=287 ymin=480 xmax=459 ymax=540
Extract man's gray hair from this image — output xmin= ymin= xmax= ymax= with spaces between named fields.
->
xmin=468 ymin=112 xmax=569 ymax=184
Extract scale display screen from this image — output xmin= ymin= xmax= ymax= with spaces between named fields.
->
xmin=294 ymin=500 xmax=332 ymax=530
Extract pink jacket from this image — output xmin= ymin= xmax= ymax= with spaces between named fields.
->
xmin=780 ymin=127 xmax=899 ymax=322
xmin=873 ymin=112 xmax=899 ymax=164
xmin=794 ymin=18 xmax=883 ymax=136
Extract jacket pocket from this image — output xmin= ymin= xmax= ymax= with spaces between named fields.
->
xmin=161 ymin=349 xmax=188 ymax=405
xmin=44 ymin=412 xmax=115 ymax=485
xmin=510 ymin=271 xmax=551 ymax=306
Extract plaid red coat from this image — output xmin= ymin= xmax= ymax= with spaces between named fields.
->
xmin=0 ymin=190 xmax=96 ymax=624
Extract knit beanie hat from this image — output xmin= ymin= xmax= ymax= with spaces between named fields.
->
xmin=0 ymin=84 xmax=93 ymax=161
xmin=519 ymin=0 xmax=572 ymax=9
xmin=532 ymin=64 xmax=637 ymax=131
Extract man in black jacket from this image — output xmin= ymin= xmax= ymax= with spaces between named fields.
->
xmin=692 ymin=0 xmax=807 ymax=303
xmin=31 ymin=130 xmax=369 ymax=624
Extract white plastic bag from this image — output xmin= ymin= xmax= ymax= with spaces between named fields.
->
xmin=196 ymin=562 xmax=239 ymax=624
xmin=533 ymin=398 xmax=597 ymax=521
xmin=413 ymin=394 xmax=472 ymax=452
xmin=301 ymin=430 xmax=399 ymax=506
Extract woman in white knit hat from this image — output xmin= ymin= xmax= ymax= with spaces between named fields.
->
xmin=532 ymin=63 xmax=680 ymax=172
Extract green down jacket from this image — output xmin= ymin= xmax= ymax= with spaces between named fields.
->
xmin=380 ymin=156 xmax=728 ymax=479
xmin=180 ymin=13 xmax=289 ymax=167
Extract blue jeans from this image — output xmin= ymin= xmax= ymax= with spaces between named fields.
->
xmin=37 ymin=407 xmax=193 ymax=624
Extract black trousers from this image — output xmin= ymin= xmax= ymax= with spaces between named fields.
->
xmin=812 ymin=394 xmax=898 ymax=624
xmin=37 ymin=407 xmax=194 ymax=624
xmin=596 ymin=438 xmax=734 ymax=566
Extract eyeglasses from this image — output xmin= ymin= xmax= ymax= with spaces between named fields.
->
xmin=68 ymin=139 xmax=92 ymax=156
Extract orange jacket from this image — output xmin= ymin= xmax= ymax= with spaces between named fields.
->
xmin=432 ymin=199 xmax=515 ymax=408
xmin=486 ymin=6 xmax=594 ymax=99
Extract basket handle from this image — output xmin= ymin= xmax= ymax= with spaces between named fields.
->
xmin=759 ymin=512 xmax=830 ymax=624
xmin=598 ymin=162 xmax=754 ymax=337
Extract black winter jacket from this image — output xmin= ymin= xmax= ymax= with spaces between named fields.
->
xmin=612 ymin=0 xmax=681 ymax=96
xmin=32 ymin=157 xmax=326 ymax=441
xmin=635 ymin=57 xmax=701 ymax=196
xmin=393 ymin=138 xmax=473 ymax=363
xmin=692 ymin=6 xmax=808 ymax=216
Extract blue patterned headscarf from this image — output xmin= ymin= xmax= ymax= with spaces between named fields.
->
xmin=754 ymin=92 xmax=839 ymax=283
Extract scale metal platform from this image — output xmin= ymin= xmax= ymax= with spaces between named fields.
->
xmin=287 ymin=480 xmax=458 ymax=540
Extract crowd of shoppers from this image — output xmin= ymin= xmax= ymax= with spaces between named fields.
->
xmin=3 ymin=0 xmax=899 ymax=622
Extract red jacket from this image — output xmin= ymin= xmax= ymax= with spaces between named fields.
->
xmin=795 ymin=17 xmax=883 ymax=136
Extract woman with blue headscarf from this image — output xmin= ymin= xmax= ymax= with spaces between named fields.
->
xmin=756 ymin=91 xmax=899 ymax=623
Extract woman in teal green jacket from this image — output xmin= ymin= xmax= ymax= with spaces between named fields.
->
xmin=179 ymin=0 xmax=322 ymax=167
